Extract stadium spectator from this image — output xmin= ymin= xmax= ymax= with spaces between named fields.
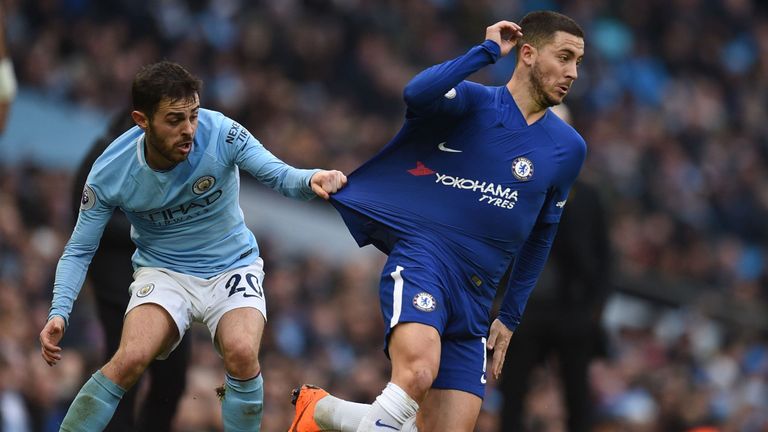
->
xmin=0 ymin=2 xmax=16 ymax=133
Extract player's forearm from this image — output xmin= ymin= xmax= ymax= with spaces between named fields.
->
xmin=403 ymin=40 xmax=500 ymax=110
xmin=246 ymin=158 xmax=319 ymax=200
xmin=260 ymin=164 xmax=319 ymax=200
xmin=498 ymin=222 xmax=558 ymax=331
xmin=49 ymin=247 xmax=95 ymax=327
xmin=48 ymin=210 xmax=109 ymax=326
xmin=237 ymin=140 xmax=319 ymax=200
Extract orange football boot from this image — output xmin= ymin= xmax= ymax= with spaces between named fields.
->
xmin=288 ymin=384 xmax=329 ymax=432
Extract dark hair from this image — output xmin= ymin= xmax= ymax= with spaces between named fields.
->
xmin=131 ymin=61 xmax=202 ymax=119
xmin=519 ymin=11 xmax=584 ymax=52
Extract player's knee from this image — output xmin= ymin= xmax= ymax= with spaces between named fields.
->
xmin=409 ymin=365 xmax=436 ymax=395
xmin=395 ymin=361 xmax=437 ymax=397
xmin=222 ymin=339 xmax=260 ymax=378
xmin=109 ymin=348 xmax=153 ymax=386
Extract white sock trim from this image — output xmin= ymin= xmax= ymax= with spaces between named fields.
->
xmin=401 ymin=416 xmax=418 ymax=432
xmin=376 ymin=383 xmax=419 ymax=424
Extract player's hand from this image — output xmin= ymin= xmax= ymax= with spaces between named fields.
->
xmin=486 ymin=318 xmax=514 ymax=380
xmin=485 ymin=21 xmax=523 ymax=57
xmin=310 ymin=170 xmax=347 ymax=200
xmin=40 ymin=316 xmax=65 ymax=366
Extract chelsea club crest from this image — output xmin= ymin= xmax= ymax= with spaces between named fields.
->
xmin=511 ymin=157 xmax=534 ymax=181
xmin=413 ymin=292 xmax=436 ymax=312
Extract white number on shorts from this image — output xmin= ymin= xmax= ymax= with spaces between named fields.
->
xmin=481 ymin=337 xmax=487 ymax=384
xmin=225 ymin=273 xmax=263 ymax=298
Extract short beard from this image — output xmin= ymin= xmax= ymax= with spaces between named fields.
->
xmin=529 ymin=62 xmax=560 ymax=109
xmin=146 ymin=123 xmax=183 ymax=168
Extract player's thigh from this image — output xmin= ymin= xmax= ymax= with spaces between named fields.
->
xmin=417 ymin=388 xmax=482 ymax=432
xmin=430 ymin=333 xmax=489 ymax=405
xmin=215 ymin=307 xmax=266 ymax=357
xmin=208 ymin=260 xmax=267 ymax=359
xmin=389 ymin=322 xmax=442 ymax=382
xmin=105 ymin=303 xmax=179 ymax=387
xmin=125 ymin=268 xmax=194 ymax=359
xmin=119 ymin=303 xmax=179 ymax=357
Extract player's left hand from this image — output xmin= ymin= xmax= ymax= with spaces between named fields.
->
xmin=487 ymin=318 xmax=514 ymax=380
xmin=485 ymin=21 xmax=523 ymax=57
xmin=310 ymin=170 xmax=347 ymax=200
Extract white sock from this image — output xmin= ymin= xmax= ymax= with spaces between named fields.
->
xmin=401 ymin=416 xmax=418 ymax=432
xmin=356 ymin=383 xmax=419 ymax=432
xmin=315 ymin=395 xmax=370 ymax=431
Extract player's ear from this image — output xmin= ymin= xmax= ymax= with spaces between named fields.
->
xmin=131 ymin=110 xmax=149 ymax=130
xmin=518 ymin=43 xmax=537 ymax=67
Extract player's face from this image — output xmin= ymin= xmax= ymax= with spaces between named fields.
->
xmin=143 ymin=94 xmax=200 ymax=170
xmin=529 ymin=31 xmax=584 ymax=108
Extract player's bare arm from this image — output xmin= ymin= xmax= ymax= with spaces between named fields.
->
xmin=485 ymin=20 xmax=523 ymax=57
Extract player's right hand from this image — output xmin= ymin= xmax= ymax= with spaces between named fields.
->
xmin=40 ymin=316 xmax=65 ymax=366
xmin=485 ymin=21 xmax=523 ymax=57
xmin=310 ymin=169 xmax=347 ymax=200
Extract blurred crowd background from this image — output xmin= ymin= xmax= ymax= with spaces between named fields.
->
xmin=1 ymin=0 xmax=768 ymax=431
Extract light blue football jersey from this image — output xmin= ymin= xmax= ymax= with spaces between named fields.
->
xmin=50 ymin=108 xmax=319 ymax=324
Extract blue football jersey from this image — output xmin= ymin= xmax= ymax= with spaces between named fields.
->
xmin=50 ymin=108 xmax=319 ymax=324
xmin=331 ymin=41 xmax=586 ymax=324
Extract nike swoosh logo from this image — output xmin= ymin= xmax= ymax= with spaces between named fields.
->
xmin=437 ymin=142 xmax=462 ymax=153
xmin=375 ymin=419 xmax=400 ymax=430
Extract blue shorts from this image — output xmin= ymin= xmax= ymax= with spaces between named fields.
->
xmin=379 ymin=240 xmax=491 ymax=398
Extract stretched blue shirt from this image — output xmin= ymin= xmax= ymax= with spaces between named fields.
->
xmin=50 ymin=108 xmax=319 ymax=325
xmin=330 ymin=41 xmax=586 ymax=331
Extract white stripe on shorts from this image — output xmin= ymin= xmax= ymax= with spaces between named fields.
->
xmin=390 ymin=265 xmax=404 ymax=328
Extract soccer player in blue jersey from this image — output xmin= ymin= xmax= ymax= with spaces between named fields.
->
xmin=38 ymin=61 xmax=347 ymax=432
xmin=288 ymin=11 xmax=586 ymax=432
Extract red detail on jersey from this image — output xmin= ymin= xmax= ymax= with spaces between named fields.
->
xmin=408 ymin=161 xmax=435 ymax=176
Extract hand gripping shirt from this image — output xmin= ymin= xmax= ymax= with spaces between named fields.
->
xmin=330 ymin=41 xmax=586 ymax=331
xmin=50 ymin=109 xmax=319 ymax=324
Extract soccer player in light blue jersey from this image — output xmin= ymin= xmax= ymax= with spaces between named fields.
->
xmin=288 ymin=11 xmax=586 ymax=432
xmin=38 ymin=61 xmax=347 ymax=432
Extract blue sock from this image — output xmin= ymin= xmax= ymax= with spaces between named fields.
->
xmin=221 ymin=373 xmax=264 ymax=432
xmin=59 ymin=370 xmax=126 ymax=432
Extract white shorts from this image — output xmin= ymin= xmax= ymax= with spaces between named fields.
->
xmin=126 ymin=258 xmax=267 ymax=359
